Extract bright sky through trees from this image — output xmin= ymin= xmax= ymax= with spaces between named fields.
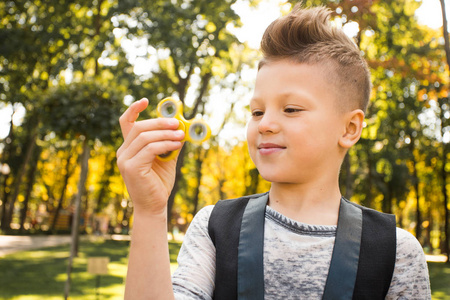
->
xmin=0 ymin=0 xmax=447 ymax=140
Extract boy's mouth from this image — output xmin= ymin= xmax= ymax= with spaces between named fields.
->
xmin=257 ymin=143 xmax=286 ymax=155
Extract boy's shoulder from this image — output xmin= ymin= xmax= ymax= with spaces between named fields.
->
xmin=395 ymin=227 xmax=425 ymax=257
xmin=386 ymin=227 xmax=430 ymax=298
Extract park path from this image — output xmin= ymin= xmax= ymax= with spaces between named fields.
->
xmin=0 ymin=234 xmax=130 ymax=257
xmin=0 ymin=235 xmax=72 ymax=257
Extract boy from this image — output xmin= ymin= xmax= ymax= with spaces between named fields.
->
xmin=117 ymin=3 xmax=431 ymax=299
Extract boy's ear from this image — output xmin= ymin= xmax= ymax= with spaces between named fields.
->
xmin=338 ymin=109 xmax=365 ymax=149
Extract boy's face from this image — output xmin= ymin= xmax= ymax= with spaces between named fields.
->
xmin=247 ymin=60 xmax=347 ymax=185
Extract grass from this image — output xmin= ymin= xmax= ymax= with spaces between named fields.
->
xmin=0 ymin=238 xmax=448 ymax=299
xmin=0 ymin=238 xmax=182 ymax=300
xmin=429 ymin=262 xmax=450 ymax=300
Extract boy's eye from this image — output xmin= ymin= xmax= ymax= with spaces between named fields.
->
xmin=284 ymin=107 xmax=302 ymax=113
xmin=252 ymin=111 xmax=264 ymax=117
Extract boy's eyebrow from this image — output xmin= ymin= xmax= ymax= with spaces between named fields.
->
xmin=277 ymin=90 xmax=315 ymax=104
xmin=249 ymin=97 xmax=263 ymax=107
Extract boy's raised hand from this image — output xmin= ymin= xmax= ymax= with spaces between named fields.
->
xmin=116 ymin=98 xmax=185 ymax=217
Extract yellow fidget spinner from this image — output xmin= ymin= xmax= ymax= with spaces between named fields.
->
xmin=156 ymin=97 xmax=211 ymax=161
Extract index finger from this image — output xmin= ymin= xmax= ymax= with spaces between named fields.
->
xmin=119 ymin=98 xmax=149 ymax=139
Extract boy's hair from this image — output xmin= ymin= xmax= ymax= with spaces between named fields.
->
xmin=259 ymin=3 xmax=371 ymax=113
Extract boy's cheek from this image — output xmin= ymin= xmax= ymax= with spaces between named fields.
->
xmin=246 ymin=122 xmax=257 ymax=141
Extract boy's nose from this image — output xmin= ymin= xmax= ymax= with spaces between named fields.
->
xmin=258 ymin=112 xmax=280 ymax=134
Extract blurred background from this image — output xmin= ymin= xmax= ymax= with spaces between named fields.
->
xmin=1 ymin=0 xmax=450 ymax=299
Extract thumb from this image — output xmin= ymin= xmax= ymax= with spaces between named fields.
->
xmin=119 ymin=98 xmax=149 ymax=139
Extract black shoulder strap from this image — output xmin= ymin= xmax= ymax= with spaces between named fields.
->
xmin=237 ymin=194 xmax=267 ymax=300
xmin=353 ymin=204 xmax=397 ymax=299
xmin=322 ymin=198 xmax=363 ymax=299
xmin=324 ymin=199 xmax=397 ymax=299
xmin=208 ymin=193 xmax=267 ymax=300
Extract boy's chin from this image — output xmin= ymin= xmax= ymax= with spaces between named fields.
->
xmin=258 ymin=172 xmax=295 ymax=185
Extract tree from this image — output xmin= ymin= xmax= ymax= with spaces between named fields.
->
xmin=438 ymin=0 xmax=450 ymax=262
xmin=39 ymin=80 xmax=124 ymax=298
xmin=0 ymin=0 xmax=85 ymax=230
xmin=0 ymin=0 xmax=108 ymax=230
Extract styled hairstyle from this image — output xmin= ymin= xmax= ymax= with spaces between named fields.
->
xmin=259 ymin=3 xmax=371 ymax=112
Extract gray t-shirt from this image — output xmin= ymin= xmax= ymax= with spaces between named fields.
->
xmin=172 ymin=205 xmax=431 ymax=299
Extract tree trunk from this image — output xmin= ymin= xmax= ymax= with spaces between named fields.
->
xmin=439 ymin=134 xmax=450 ymax=261
xmin=409 ymin=139 xmax=422 ymax=243
xmin=6 ymin=130 xmax=38 ymax=229
xmin=366 ymin=150 xmax=373 ymax=208
xmin=382 ymin=184 xmax=393 ymax=214
xmin=424 ymin=201 xmax=433 ymax=251
xmin=397 ymin=207 xmax=404 ymax=229
xmin=42 ymin=182 xmax=56 ymax=210
xmin=0 ymin=173 xmax=11 ymax=231
xmin=440 ymin=145 xmax=449 ymax=261
xmin=192 ymin=147 xmax=206 ymax=215
xmin=438 ymin=0 xmax=450 ymax=263
xmin=0 ymin=114 xmax=15 ymax=231
xmin=64 ymin=138 xmax=90 ymax=299
xmin=19 ymin=145 xmax=41 ymax=233
xmin=167 ymin=145 xmax=186 ymax=223
xmin=413 ymin=162 xmax=421 ymax=243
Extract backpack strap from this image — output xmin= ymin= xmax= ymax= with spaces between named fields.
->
xmin=208 ymin=193 xmax=268 ymax=300
xmin=322 ymin=198 xmax=363 ymax=300
xmin=237 ymin=193 xmax=267 ymax=300
xmin=352 ymin=204 xmax=397 ymax=299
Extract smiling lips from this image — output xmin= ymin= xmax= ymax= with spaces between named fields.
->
xmin=257 ymin=143 xmax=286 ymax=155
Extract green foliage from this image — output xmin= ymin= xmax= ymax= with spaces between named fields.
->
xmin=41 ymin=82 xmax=125 ymax=144
xmin=0 ymin=1 xmax=86 ymax=100
xmin=114 ymin=0 xmax=242 ymax=108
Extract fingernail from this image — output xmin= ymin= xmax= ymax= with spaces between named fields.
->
xmin=174 ymin=130 xmax=184 ymax=137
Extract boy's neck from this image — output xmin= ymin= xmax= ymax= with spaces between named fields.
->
xmin=268 ymin=181 xmax=342 ymax=226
